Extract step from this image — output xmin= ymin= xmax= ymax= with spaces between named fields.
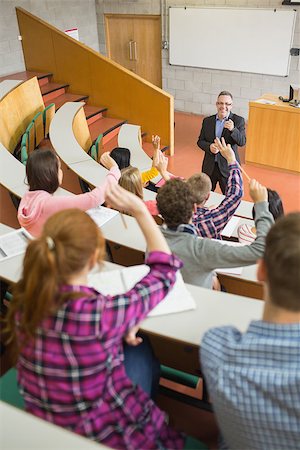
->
xmin=89 ymin=117 xmax=127 ymax=145
xmin=84 ymin=104 xmax=108 ymax=125
xmin=103 ymin=134 xmax=119 ymax=152
xmin=43 ymin=93 xmax=89 ymax=110
xmin=0 ymin=70 xmax=53 ymax=87
xmin=41 ymin=82 xmax=69 ymax=103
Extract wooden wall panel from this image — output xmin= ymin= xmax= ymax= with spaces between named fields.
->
xmin=16 ymin=7 xmax=174 ymax=154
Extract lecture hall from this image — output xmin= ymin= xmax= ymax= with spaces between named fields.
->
xmin=0 ymin=1 xmax=300 ymax=449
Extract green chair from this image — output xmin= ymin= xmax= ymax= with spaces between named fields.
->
xmin=90 ymin=144 xmax=97 ymax=161
xmin=95 ymin=133 xmax=103 ymax=160
xmin=25 ymin=121 xmax=35 ymax=155
xmin=32 ymin=111 xmax=44 ymax=147
xmin=161 ymin=365 xmax=199 ymax=389
xmin=0 ymin=368 xmax=24 ymax=410
xmin=43 ymin=103 xmax=55 ymax=137
xmin=20 ymin=132 xmax=29 ymax=165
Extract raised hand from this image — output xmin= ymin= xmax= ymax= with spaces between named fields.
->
xmin=100 ymin=152 xmax=118 ymax=170
xmin=152 ymin=134 xmax=161 ymax=151
xmin=214 ymin=137 xmax=236 ymax=163
xmin=249 ymin=179 xmax=268 ymax=203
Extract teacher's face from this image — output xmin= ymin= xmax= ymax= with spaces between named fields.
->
xmin=216 ymin=95 xmax=233 ymax=119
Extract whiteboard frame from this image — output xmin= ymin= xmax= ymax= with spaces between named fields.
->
xmin=168 ymin=7 xmax=297 ymax=77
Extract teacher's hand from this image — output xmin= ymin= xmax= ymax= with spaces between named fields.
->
xmin=210 ymin=143 xmax=219 ymax=154
xmin=224 ymin=119 xmax=234 ymax=131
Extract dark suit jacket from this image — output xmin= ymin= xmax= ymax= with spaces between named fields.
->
xmin=197 ymin=112 xmax=246 ymax=178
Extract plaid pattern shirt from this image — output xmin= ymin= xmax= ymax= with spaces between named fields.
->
xmin=193 ymin=162 xmax=243 ymax=239
xmin=17 ymin=251 xmax=184 ymax=450
xmin=200 ymin=321 xmax=300 ymax=450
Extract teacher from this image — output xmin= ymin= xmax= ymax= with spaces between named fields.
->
xmin=197 ymin=91 xmax=246 ymax=194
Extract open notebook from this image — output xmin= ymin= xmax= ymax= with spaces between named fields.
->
xmin=88 ymin=265 xmax=196 ymax=317
xmin=86 ymin=206 xmax=119 ymax=228
xmin=0 ymin=228 xmax=32 ymax=261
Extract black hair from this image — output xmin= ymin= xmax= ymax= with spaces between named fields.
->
xmin=110 ymin=147 xmax=131 ymax=170
xmin=252 ymin=188 xmax=284 ymax=221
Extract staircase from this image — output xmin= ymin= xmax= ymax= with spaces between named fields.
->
xmin=0 ymin=70 xmax=168 ymax=156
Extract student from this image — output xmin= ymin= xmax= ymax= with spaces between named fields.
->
xmin=119 ymin=166 xmax=159 ymax=215
xmin=187 ymin=137 xmax=243 ymax=239
xmin=156 ymin=178 xmax=274 ymax=289
xmin=238 ymin=188 xmax=284 ymax=244
xmin=6 ymin=185 xmax=191 ymax=449
xmin=18 ymin=149 xmax=120 ymax=237
xmin=110 ymin=135 xmax=170 ymax=185
xmin=200 ymin=212 xmax=300 ymax=449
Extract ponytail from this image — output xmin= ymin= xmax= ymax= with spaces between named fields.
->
xmin=4 ymin=209 xmax=105 ymax=351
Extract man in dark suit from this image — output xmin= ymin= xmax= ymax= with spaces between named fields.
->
xmin=197 ymin=91 xmax=246 ymax=194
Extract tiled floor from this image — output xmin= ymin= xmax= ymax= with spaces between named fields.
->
xmin=168 ymin=111 xmax=300 ymax=213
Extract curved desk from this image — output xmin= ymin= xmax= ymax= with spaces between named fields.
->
xmin=0 ymin=142 xmax=73 ymax=199
xmin=49 ymin=102 xmax=156 ymax=201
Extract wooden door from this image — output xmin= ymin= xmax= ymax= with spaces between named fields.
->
xmin=105 ymin=15 xmax=162 ymax=88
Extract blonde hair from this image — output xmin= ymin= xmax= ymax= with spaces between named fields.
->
xmin=5 ymin=209 xmax=105 ymax=348
xmin=119 ymin=166 xmax=143 ymax=200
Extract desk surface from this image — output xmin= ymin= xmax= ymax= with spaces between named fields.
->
xmin=101 ymin=213 xmax=258 ymax=282
xmin=206 ymin=191 xmax=254 ymax=219
xmin=0 ymin=401 xmax=110 ymax=450
xmin=49 ymin=102 xmax=91 ymax=165
xmin=0 ymin=241 xmax=263 ymax=348
xmin=50 ymin=102 xmax=156 ymax=201
xmin=86 ymin=261 xmax=263 ymax=347
xmin=0 ymin=79 xmax=23 ymax=101
xmin=0 ymin=143 xmax=73 ymax=199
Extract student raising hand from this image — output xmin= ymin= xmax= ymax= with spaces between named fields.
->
xmin=152 ymin=134 xmax=161 ymax=151
xmin=249 ymin=179 xmax=268 ymax=203
xmin=214 ymin=137 xmax=236 ymax=163
xmin=100 ymin=151 xmax=118 ymax=170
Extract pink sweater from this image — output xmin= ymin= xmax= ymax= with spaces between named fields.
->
xmin=18 ymin=167 xmax=120 ymax=237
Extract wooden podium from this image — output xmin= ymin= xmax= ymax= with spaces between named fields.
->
xmin=246 ymin=93 xmax=300 ymax=173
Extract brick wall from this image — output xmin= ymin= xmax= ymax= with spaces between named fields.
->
xmin=0 ymin=0 xmax=99 ymax=77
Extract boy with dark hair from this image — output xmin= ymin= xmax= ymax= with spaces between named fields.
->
xmin=156 ymin=178 xmax=273 ymax=289
xmin=187 ymin=137 xmax=243 ymax=239
xmin=200 ymin=213 xmax=300 ymax=449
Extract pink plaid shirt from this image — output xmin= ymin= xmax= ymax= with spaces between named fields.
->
xmin=17 ymin=251 xmax=184 ymax=450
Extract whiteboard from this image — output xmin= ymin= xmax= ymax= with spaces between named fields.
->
xmin=169 ymin=7 xmax=297 ymax=76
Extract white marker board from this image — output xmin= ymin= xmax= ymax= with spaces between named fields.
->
xmin=169 ymin=7 xmax=297 ymax=76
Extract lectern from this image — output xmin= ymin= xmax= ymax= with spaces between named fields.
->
xmin=246 ymin=94 xmax=300 ymax=173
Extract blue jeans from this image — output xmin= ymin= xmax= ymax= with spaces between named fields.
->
xmin=123 ymin=333 xmax=160 ymax=399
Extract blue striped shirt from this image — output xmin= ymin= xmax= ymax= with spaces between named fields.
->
xmin=201 ymin=321 xmax=300 ymax=450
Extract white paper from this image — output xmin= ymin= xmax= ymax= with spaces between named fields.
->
xmin=64 ymin=28 xmax=79 ymax=41
xmin=88 ymin=265 xmax=196 ymax=317
xmin=215 ymin=267 xmax=243 ymax=275
xmin=255 ymin=99 xmax=276 ymax=105
xmin=220 ymin=216 xmax=241 ymax=238
xmin=87 ymin=206 xmax=119 ymax=228
xmin=0 ymin=228 xmax=31 ymax=261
